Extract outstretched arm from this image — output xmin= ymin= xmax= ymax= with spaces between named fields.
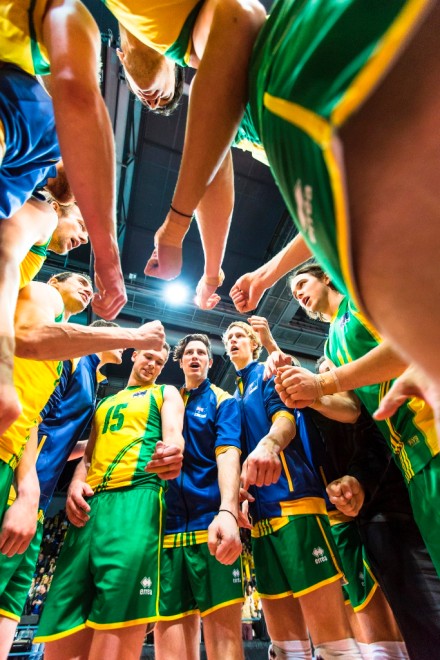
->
xmin=14 ymin=282 xmax=165 ymax=360
xmin=230 ymin=234 xmax=312 ymax=313
xmin=145 ymin=0 xmax=266 ymax=281
xmin=42 ymin=0 xmax=126 ymax=319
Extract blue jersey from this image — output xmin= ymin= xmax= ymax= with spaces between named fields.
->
xmin=37 ymin=354 xmax=102 ymax=513
xmin=234 ymin=361 xmax=325 ymax=524
xmin=164 ymin=379 xmax=241 ymax=538
xmin=0 ymin=66 xmax=59 ymax=218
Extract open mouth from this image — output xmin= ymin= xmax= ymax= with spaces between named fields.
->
xmin=303 ymin=296 xmax=310 ymax=307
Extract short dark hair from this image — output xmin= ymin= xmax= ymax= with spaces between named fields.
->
xmin=90 ymin=320 xmax=119 ymax=328
xmin=173 ymin=334 xmax=212 ymax=361
xmin=50 ymin=271 xmax=93 ymax=288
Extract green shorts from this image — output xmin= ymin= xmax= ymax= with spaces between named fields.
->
xmin=251 ymin=515 xmax=343 ymax=598
xmin=0 ymin=520 xmax=43 ymax=621
xmin=0 ymin=460 xmax=13 ymax=524
xmin=159 ymin=541 xmax=244 ymax=619
xmin=35 ymin=486 xmax=165 ymax=642
xmin=331 ymin=520 xmax=377 ymax=610
xmin=408 ymin=454 xmax=440 ymax=576
xmin=249 ymin=0 xmax=428 ymax=308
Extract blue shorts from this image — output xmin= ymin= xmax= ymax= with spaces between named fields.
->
xmin=0 ymin=65 xmax=60 ymax=219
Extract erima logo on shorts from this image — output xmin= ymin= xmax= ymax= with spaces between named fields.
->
xmin=232 ymin=568 xmax=241 ymax=584
xmin=294 ymin=180 xmax=316 ymax=244
xmin=312 ymin=547 xmax=328 ymax=565
xmin=140 ymin=576 xmax=153 ymax=596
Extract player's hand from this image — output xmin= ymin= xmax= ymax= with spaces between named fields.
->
xmin=230 ymin=272 xmax=266 ymax=314
xmin=144 ymin=212 xmax=191 ymax=280
xmin=374 ymin=364 xmax=437 ymax=420
xmin=66 ymin=480 xmax=94 ymax=527
xmin=263 ymin=351 xmax=293 ymax=380
xmin=133 ymin=321 xmax=166 ymax=351
xmin=274 ymin=365 xmax=317 ymax=408
xmin=0 ymin=497 xmax=38 ymax=557
xmin=248 ymin=316 xmax=273 ymax=346
xmin=241 ymin=439 xmax=282 ymax=490
xmin=208 ymin=511 xmax=242 ymax=565
xmin=194 ymin=271 xmax=224 ymax=310
xmin=92 ymin=247 xmax=127 ymax=320
xmin=146 ymin=441 xmax=184 ymax=480
xmin=326 ymin=476 xmax=365 ymax=517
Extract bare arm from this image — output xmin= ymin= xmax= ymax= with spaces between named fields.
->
xmin=208 ymin=447 xmax=242 ymax=564
xmin=241 ymin=415 xmax=296 ymax=490
xmin=275 ymin=342 xmax=408 ymax=406
xmin=230 ymin=234 xmax=312 ymax=313
xmin=146 ymin=386 xmax=185 ymax=479
xmin=14 ymin=283 xmax=165 ymax=360
xmin=68 ymin=439 xmax=88 ymax=461
xmin=42 ymin=0 xmax=126 ymax=319
xmin=309 ymin=392 xmax=361 ymax=424
xmin=66 ymin=423 xmax=97 ymax=527
xmin=194 ymin=151 xmax=234 ymax=309
xmin=248 ymin=316 xmax=279 ymax=354
xmin=0 ymin=428 xmax=40 ymax=557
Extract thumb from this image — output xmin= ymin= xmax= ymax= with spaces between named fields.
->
xmin=374 ymin=388 xmax=408 ymax=420
xmin=84 ymin=483 xmax=95 ymax=497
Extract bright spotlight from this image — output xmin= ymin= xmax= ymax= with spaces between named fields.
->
xmin=164 ymin=282 xmax=189 ymax=305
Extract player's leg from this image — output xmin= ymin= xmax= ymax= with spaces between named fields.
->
xmin=203 ymin=602 xmax=244 ymax=660
xmin=155 ymin=614 xmax=200 ymax=660
xmin=44 ymin=629 xmax=93 ymax=660
xmin=88 ymin=625 xmax=147 ymax=660
xmin=340 ymin=3 xmax=440 ymax=422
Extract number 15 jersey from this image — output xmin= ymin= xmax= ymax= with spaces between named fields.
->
xmin=86 ymin=384 xmax=165 ymax=493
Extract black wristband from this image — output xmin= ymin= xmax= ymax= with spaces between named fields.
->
xmin=218 ymin=509 xmax=238 ymax=525
xmin=170 ymin=203 xmax=193 ymax=219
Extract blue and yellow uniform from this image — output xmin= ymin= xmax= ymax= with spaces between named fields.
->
xmin=0 ymin=1 xmax=59 ymax=218
xmin=234 ymin=361 xmax=343 ymax=598
xmin=102 ymin=0 xmax=203 ymax=67
xmin=296 ymin=407 xmax=378 ymax=611
xmin=326 ymin=295 xmax=440 ymax=574
xmin=248 ymin=0 xmax=429 ymax=309
xmin=160 ymin=378 xmax=244 ymax=619
xmin=36 ymin=383 xmax=168 ymax=642
xmin=0 ymin=354 xmax=104 ymax=622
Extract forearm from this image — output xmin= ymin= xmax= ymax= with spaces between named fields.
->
xmin=172 ymin=0 xmax=266 ymax=212
xmin=162 ymin=428 xmax=185 ymax=453
xmin=263 ymin=416 xmax=295 ymax=453
xmin=195 ymin=151 xmax=234 ymax=278
xmin=320 ymin=342 xmax=408 ymax=396
xmin=310 ymin=393 xmax=360 ymax=424
xmin=71 ymin=456 xmax=89 ymax=483
xmin=15 ymin=430 xmax=39 ymax=506
xmin=15 ymin=324 xmax=137 ymax=360
xmin=217 ymin=448 xmax=241 ymax=517
xmin=252 ymin=235 xmax=312 ymax=291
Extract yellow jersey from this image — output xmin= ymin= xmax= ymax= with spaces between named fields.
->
xmin=102 ymin=0 xmax=204 ymax=66
xmin=87 ymin=383 xmax=166 ymax=492
xmin=0 ymin=0 xmax=51 ymax=75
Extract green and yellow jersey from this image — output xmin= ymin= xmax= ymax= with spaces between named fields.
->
xmin=19 ymin=239 xmax=50 ymax=290
xmin=102 ymin=0 xmax=204 ymax=67
xmin=87 ymin=383 xmax=165 ymax=492
xmin=0 ymin=0 xmax=51 ymax=75
xmin=326 ymin=297 xmax=438 ymax=483
xmin=0 ymin=308 xmax=64 ymax=471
